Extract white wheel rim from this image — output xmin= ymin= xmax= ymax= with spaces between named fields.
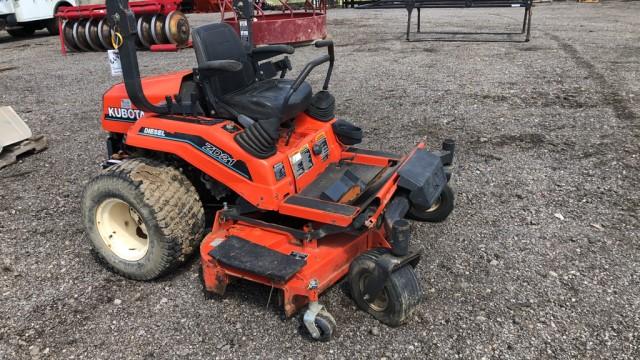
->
xmin=96 ymin=198 xmax=150 ymax=262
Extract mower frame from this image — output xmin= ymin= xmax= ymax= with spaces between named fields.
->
xmin=86 ymin=0 xmax=456 ymax=341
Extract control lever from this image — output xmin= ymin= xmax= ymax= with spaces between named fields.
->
xmin=190 ymin=93 xmax=200 ymax=115
xmin=165 ymin=96 xmax=173 ymax=113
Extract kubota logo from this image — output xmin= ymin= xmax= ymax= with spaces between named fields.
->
xmin=107 ymin=107 xmax=145 ymax=121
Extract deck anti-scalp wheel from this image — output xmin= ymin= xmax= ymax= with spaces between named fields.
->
xmin=82 ymin=158 xmax=205 ymax=280
xmin=313 ymin=310 xmax=336 ymax=342
xmin=407 ymin=184 xmax=454 ymax=223
xmin=348 ymin=249 xmax=422 ymax=326
xmin=301 ymin=303 xmax=337 ymax=342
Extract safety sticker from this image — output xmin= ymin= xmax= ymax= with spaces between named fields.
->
xmin=290 ymin=145 xmax=314 ymax=179
xmin=315 ymin=133 xmax=330 ymax=161
xmin=107 ymin=50 xmax=122 ymax=77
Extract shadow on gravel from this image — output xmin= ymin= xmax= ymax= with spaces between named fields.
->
xmin=548 ymin=33 xmax=638 ymax=125
xmin=0 ymin=32 xmax=51 ymax=45
xmin=409 ymin=31 xmax=529 ymax=43
xmin=205 ymin=277 xmax=284 ymax=312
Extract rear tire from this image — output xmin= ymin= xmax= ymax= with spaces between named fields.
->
xmin=348 ymin=249 xmax=422 ymax=326
xmin=7 ymin=26 xmax=36 ymax=38
xmin=82 ymin=158 xmax=205 ymax=280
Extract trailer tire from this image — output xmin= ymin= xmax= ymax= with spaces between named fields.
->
xmin=82 ymin=158 xmax=205 ymax=281
xmin=49 ymin=2 xmax=69 ymax=36
xmin=46 ymin=18 xmax=60 ymax=35
xmin=7 ymin=26 xmax=36 ymax=38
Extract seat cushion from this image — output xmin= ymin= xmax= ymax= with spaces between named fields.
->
xmin=222 ymin=79 xmax=312 ymax=122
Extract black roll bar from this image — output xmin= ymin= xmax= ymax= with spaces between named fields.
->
xmin=106 ymin=0 xmax=170 ymax=115
xmin=106 ymin=0 xmax=336 ymax=118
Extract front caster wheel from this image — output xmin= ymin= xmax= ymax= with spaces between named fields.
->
xmin=348 ymin=249 xmax=422 ymax=326
xmin=302 ymin=303 xmax=336 ymax=342
xmin=313 ymin=310 xmax=336 ymax=342
xmin=407 ymin=184 xmax=454 ymax=223
xmin=81 ymin=158 xmax=205 ymax=280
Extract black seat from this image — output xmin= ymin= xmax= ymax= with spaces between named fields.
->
xmin=223 ymin=79 xmax=312 ymax=122
xmin=192 ymin=23 xmax=312 ymax=124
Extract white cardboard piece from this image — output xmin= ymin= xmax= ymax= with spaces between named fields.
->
xmin=0 ymin=106 xmax=32 ymax=153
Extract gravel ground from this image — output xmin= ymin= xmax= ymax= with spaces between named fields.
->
xmin=1 ymin=2 xmax=639 ymax=359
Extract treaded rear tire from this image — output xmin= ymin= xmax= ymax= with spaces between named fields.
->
xmin=82 ymin=158 xmax=205 ymax=280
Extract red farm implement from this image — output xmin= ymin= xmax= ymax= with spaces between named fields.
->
xmin=55 ymin=0 xmax=327 ymax=53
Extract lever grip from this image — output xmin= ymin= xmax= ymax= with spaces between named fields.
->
xmin=315 ymin=40 xmax=334 ymax=63
xmin=314 ymin=40 xmax=333 ymax=48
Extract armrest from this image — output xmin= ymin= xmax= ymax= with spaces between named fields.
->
xmin=251 ymin=45 xmax=295 ymax=62
xmin=281 ymin=39 xmax=335 ymax=111
xmin=199 ymin=60 xmax=243 ymax=72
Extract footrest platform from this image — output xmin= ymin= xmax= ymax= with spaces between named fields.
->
xmin=209 ymin=236 xmax=306 ymax=283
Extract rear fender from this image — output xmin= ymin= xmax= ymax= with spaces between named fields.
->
xmin=101 ymin=71 xmax=192 ymax=134
xmin=124 ymin=117 xmax=297 ymax=210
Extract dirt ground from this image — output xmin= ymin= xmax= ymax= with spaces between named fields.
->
xmin=1 ymin=1 xmax=639 ymax=359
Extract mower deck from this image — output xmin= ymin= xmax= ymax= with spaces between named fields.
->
xmin=201 ymin=214 xmax=391 ymax=316
xmin=200 ymin=144 xmax=442 ymax=318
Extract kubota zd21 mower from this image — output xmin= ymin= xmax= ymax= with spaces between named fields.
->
xmin=82 ymin=0 xmax=455 ymax=341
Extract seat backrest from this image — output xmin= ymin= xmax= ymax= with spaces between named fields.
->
xmin=192 ymin=23 xmax=256 ymax=96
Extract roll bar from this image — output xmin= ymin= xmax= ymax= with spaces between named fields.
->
xmin=106 ymin=0 xmax=170 ymax=115
xmin=106 ymin=0 xmax=335 ymax=118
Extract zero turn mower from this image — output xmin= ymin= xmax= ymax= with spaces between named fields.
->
xmin=82 ymin=0 xmax=455 ymax=341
